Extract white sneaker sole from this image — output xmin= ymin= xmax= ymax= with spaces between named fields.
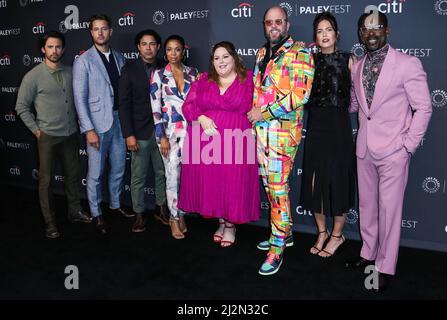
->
xmin=258 ymin=259 xmax=283 ymax=276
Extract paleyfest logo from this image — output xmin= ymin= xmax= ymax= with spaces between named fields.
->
xmin=153 ymin=11 xmax=165 ymax=25
xmin=279 ymin=2 xmax=293 ymax=17
xmin=351 ymin=43 xmax=366 ymax=58
xmin=432 ymin=90 xmax=447 ymax=108
xmin=152 ymin=9 xmax=208 ymax=25
xmin=23 ymin=54 xmax=43 ymax=66
xmin=434 ymin=0 xmax=447 ymax=15
xmin=346 ymin=209 xmax=359 ymax=224
xmin=422 ymin=177 xmax=441 ymax=194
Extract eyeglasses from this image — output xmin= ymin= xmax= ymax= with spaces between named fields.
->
xmin=264 ymin=19 xmax=287 ymax=27
xmin=360 ymin=25 xmax=385 ymax=34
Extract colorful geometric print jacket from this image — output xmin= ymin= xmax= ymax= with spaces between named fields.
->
xmin=253 ymin=37 xmax=315 ymax=145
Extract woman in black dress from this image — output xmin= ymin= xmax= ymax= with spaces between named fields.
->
xmin=301 ymin=12 xmax=356 ymax=257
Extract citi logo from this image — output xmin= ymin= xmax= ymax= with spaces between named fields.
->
xmin=119 ymin=12 xmax=135 ymax=26
xmin=0 ymin=0 xmax=7 ymax=8
xmin=4 ymin=111 xmax=16 ymax=121
xmin=10 ymin=166 xmax=21 ymax=176
xmin=296 ymin=205 xmax=313 ymax=216
xmin=231 ymin=3 xmax=253 ymax=18
xmin=378 ymin=0 xmax=405 ymax=14
xmin=432 ymin=90 xmax=447 ymax=108
xmin=32 ymin=22 xmax=45 ymax=34
xmin=0 ymin=54 xmax=11 ymax=66
xmin=307 ymin=43 xmax=319 ymax=54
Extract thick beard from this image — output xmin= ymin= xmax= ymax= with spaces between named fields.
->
xmin=267 ymin=30 xmax=288 ymax=45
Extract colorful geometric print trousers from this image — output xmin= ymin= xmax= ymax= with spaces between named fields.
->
xmin=255 ymin=124 xmax=299 ymax=255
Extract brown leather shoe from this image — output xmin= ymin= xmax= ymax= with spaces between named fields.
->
xmin=95 ymin=215 xmax=110 ymax=234
xmin=68 ymin=210 xmax=93 ymax=223
xmin=169 ymin=219 xmax=185 ymax=239
xmin=132 ymin=213 xmax=146 ymax=233
xmin=154 ymin=204 xmax=170 ymax=225
xmin=109 ymin=207 xmax=135 ymax=218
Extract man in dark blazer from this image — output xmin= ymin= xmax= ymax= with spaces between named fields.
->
xmin=119 ymin=29 xmax=169 ymax=232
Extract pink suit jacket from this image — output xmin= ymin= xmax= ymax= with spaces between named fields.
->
xmin=350 ymin=46 xmax=432 ymax=160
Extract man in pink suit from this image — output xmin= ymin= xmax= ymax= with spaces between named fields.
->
xmin=346 ymin=11 xmax=432 ymax=291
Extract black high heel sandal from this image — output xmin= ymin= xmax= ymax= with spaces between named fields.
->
xmin=318 ymin=234 xmax=345 ymax=258
xmin=310 ymin=229 xmax=330 ymax=255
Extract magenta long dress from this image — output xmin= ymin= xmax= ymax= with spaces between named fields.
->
xmin=178 ymin=72 xmax=260 ymax=224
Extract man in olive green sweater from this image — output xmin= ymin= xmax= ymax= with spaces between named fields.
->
xmin=15 ymin=31 xmax=92 ymax=239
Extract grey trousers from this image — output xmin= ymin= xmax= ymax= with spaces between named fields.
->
xmin=130 ymin=133 xmax=167 ymax=214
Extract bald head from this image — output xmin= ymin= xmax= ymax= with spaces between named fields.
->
xmin=263 ymin=6 xmax=288 ymax=21
xmin=263 ymin=6 xmax=290 ymax=45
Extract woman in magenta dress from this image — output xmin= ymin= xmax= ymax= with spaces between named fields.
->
xmin=178 ymin=41 xmax=260 ymax=247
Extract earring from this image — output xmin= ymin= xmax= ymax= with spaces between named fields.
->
xmin=164 ymin=55 xmax=168 ymax=62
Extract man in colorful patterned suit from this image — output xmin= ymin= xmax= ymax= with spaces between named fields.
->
xmin=248 ymin=5 xmax=315 ymax=276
